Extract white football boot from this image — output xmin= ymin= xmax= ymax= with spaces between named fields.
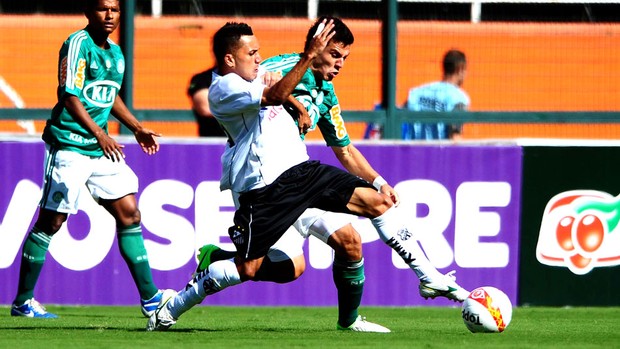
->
xmin=419 ymin=270 xmax=470 ymax=302
xmin=337 ymin=315 xmax=391 ymax=333
xmin=146 ymin=289 xmax=178 ymax=331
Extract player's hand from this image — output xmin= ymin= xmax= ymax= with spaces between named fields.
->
xmin=134 ymin=127 xmax=162 ymax=155
xmin=262 ymin=71 xmax=282 ymax=87
xmin=96 ymin=132 xmax=125 ymax=162
xmin=304 ymin=19 xmax=335 ymax=60
xmin=297 ymin=107 xmax=312 ymax=135
xmin=380 ymin=184 xmax=400 ymax=206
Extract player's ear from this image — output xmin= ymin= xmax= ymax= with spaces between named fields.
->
xmin=224 ymin=53 xmax=235 ymax=68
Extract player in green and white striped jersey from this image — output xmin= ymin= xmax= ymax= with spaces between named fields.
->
xmin=11 ymin=0 xmax=172 ymax=319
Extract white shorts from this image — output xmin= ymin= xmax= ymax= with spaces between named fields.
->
xmin=39 ymin=145 xmax=139 ymax=214
xmin=268 ymin=208 xmax=356 ymax=261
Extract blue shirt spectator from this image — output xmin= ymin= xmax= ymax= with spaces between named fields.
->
xmin=404 ymin=50 xmax=470 ymax=140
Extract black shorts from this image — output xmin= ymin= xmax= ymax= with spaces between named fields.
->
xmin=229 ymin=160 xmax=373 ymax=259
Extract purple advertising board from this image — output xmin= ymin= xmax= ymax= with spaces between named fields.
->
xmin=0 ymin=139 xmax=522 ymax=307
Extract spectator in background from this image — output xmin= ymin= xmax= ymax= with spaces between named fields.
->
xmin=187 ymin=67 xmax=226 ymax=137
xmin=404 ymin=49 xmax=470 ymax=140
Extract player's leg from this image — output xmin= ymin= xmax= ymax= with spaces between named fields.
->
xmin=194 ymin=191 xmax=307 ymax=284
xmin=254 ymin=227 xmax=306 ymax=283
xmin=349 ymin=186 xmax=469 ymax=302
xmin=94 ymin=158 xmax=165 ymax=316
xmin=100 ymin=194 xmax=164 ymax=316
xmin=11 ymin=146 xmax=88 ymax=318
xmin=148 ymin=192 xmax=296 ymax=331
xmin=147 ymin=246 xmax=252 ymax=331
xmin=305 ymin=211 xmax=389 ymax=332
xmin=195 ymin=226 xmax=305 ymax=283
xmin=11 ymin=208 xmax=65 ymax=318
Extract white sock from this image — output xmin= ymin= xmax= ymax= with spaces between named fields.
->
xmin=371 ymin=206 xmax=441 ymax=282
xmin=167 ymin=258 xmax=242 ymax=319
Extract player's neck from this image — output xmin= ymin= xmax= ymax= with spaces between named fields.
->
xmin=86 ymin=27 xmax=110 ymax=49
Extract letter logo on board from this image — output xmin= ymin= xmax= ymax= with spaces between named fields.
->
xmin=536 ymin=190 xmax=620 ymax=275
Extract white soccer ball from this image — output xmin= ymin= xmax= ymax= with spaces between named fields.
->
xmin=461 ymin=286 xmax=513 ymax=333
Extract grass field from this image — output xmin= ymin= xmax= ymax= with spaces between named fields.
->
xmin=1 ymin=306 xmax=619 ymax=349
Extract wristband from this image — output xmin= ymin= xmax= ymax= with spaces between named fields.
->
xmin=372 ymin=176 xmax=388 ymax=191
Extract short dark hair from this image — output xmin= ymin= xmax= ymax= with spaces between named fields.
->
xmin=303 ymin=16 xmax=354 ymax=51
xmin=443 ymin=50 xmax=466 ymax=75
xmin=85 ymin=0 xmax=119 ymax=10
xmin=212 ymin=22 xmax=254 ymax=67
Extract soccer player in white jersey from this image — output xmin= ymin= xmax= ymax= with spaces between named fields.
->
xmin=196 ymin=17 xmax=470 ymax=313
xmin=404 ymin=49 xmax=470 ymax=140
xmin=147 ymin=21 xmax=467 ymax=333
xmin=10 ymin=0 xmax=173 ymax=318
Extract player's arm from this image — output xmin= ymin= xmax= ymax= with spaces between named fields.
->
xmin=62 ymin=94 xmax=127 ymax=162
xmin=450 ymin=102 xmax=468 ymax=139
xmin=191 ymin=88 xmax=212 ymax=118
xmin=331 ymin=143 xmax=400 ymax=205
xmin=260 ymin=20 xmax=334 ymax=106
xmin=111 ymin=96 xmax=162 ymax=156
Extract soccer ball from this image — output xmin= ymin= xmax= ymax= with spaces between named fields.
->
xmin=461 ymin=286 xmax=512 ymax=333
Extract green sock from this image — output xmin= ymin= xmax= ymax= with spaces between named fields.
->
xmin=117 ymin=224 xmax=158 ymax=300
xmin=333 ymin=258 xmax=365 ymax=328
xmin=14 ymin=226 xmax=51 ymax=305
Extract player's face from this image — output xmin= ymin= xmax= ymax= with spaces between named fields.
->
xmin=311 ymin=41 xmax=351 ymax=82
xmin=86 ymin=0 xmax=121 ymax=35
xmin=231 ymin=35 xmax=262 ymax=82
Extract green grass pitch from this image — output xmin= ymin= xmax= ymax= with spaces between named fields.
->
xmin=1 ymin=306 xmax=619 ymax=348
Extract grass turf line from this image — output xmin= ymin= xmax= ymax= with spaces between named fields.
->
xmin=0 ymin=306 xmax=619 ymax=349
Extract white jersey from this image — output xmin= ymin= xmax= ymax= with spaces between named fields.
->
xmin=209 ymin=69 xmax=309 ymax=193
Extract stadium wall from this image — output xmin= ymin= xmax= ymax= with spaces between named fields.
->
xmin=1 ymin=16 xmax=620 ymax=139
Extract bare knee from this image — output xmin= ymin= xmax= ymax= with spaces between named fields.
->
xmin=236 ymin=260 xmax=261 ymax=281
xmin=102 ymin=195 xmax=141 ymax=227
xmin=328 ymin=224 xmax=362 ymax=261
xmin=35 ymin=209 xmax=67 ymax=235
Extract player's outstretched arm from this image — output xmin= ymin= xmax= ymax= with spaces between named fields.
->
xmin=331 ymin=143 xmax=400 ymax=205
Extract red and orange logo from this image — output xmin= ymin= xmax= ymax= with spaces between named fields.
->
xmin=536 ymin=190 xmax=620 ymax=275
xmin=469 ymin=288 xmax=507 ymax=332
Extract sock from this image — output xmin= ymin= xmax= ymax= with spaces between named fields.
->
xmin=371 ymin=206 xmax=441 ymax=282
xmin=168 ymin=258 xmax=241 ymax=319
xmin=117 ymin=224 xmax=158 ymax=300
xmin=333 ymin=257 xmax=365 ymax=328
xmin=13 ymin=226 xmax=51 ymax=305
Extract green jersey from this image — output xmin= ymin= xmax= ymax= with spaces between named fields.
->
xmin=261 ymin=53 xmax=351 ymax=147
xmin=43 ymin=29 xmax=125 ymax=157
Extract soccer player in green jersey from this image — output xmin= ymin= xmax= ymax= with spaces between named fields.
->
xmin=10 ymin=0 xmax=173 ymax=318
